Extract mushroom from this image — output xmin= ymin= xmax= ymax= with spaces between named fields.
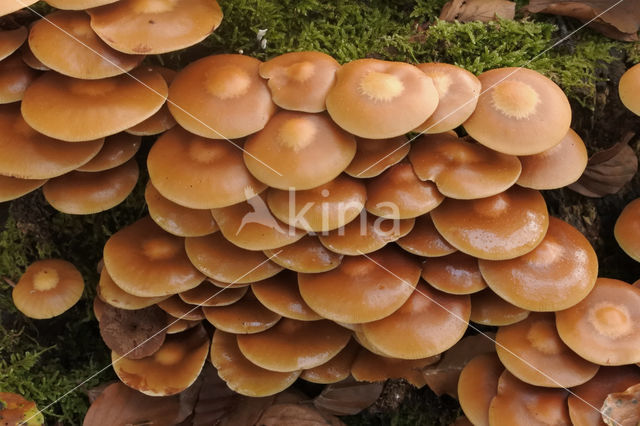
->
xmin=166 ymin=318 xmax=201 ymax=335
xmin=44 ymin=0 xmax=119 ymax=9
xmin=157 ymin=295 xmax=205 ymax=322
xmin=126 ymin=67 xmax=177 ymax=136
xmin=0 ymin=27 xmax=27 ymax=61
xmin=0 ymin=0 xmax=38 ymax=18
xmin=0 ymin=175 xmax=47 ymax=202
xmin=619 ymin=63 xmax=640 ymax=116
xmin=179 ymin=280 xmax=247 ymax=307
xmin=300 ymin=340 xmax=360 ymax=384
xmin=97 ymin=267 xmax=169 ymax=310
xmin=251 ymin=270 xmax=322 ymax=321
xmin=0 ymin=52 xmax=39 ymax=104
xmin=345 ymin=135 xmax=410 ymax=178
xmin=469 ymin=289 xmax=530 ymax=326
xmin=614 ymin=198 xmax=640 ymax=262
xmin=262 ymin=235 xmax=343 ymax=273
xmin=202 ymin=290 xmax=281 ymax=334
xmin=397 ymin=213 xmax=457 ymax=257
xmin=458 ymin=353 xmax=504 ymax=426
xmin=350 ymin=347 xmax=440 ymax=387
xmin=422 ymin=252 xmax=487 ymax=295
xmin=76 ymin=133 xmax=141 ymax=173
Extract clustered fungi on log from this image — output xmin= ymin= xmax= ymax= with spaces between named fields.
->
xmin=2 ymin=1 xmax=640 ymax=425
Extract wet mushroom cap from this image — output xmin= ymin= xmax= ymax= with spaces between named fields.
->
xmin=87 ymin=0 xmax=223 ymax=54
xmin=43 ymin=158 xmax=139 ymax=214
xmin=495 ymin=312 xmax=599 ymax=388
xmin=414 ymin=63 xmax=481 ymax=134
xmin=236 ymin=318 xmax=351 ymax=372
xmin=97 ymin=267 xmax=169 ymax=310
xmin=179 ymin=280 xmax=247 ymax=307
xmin=185 ymin=233 xmax=283 ymax=284
xmin=259 ymin=51 xmax=340 ymax=113
xmin=126 ymin=67 xmax=177 ymax=136
xmin=409 ymin=133 xmax=522 ymax=200
xmin=614 ymin=198 xmax=640 ymax=262
xmin=516 ymin=129 xmax=588 ymax=190
xmin=0 ymin=0 xmax=38 ymax=19
xmin=0 ymin=175 xmax=47 ymax=202
xmin=165 ymin=318 xmax=201 ymax=334
xmin=555 ymin=278 xmax=640 ymax=366
xmin=345 ymin=136 xmax=410 ymax=178
xmin=397 ymin=213 xmax=457 ymax=257
xmin=202 ymin=290 xmax=281 ymax=334
xmin=103 ymin=216 xmax=205 ymax=297
xmin=251 ymin=270 xmax=322 ymax=321
xmin=168 ymin=54 xmax=275 ymax=139
xmin=431 ymin=186 xmax=549 ymax=260
xmin=469 ymin=289 xmax=530 ymax=326
xmin=326 ymin=58 xmax=439 ymax=139
xmin=157 ymin=295 xmax=205 ymax=321
xmin=211 ymin=329 xmax=301 ymax=397
xmin=44 ymin=0 xmax=119 ymax=9
xmin=0 ymin=27 xmax=27 ymax=61
xmin=619 ymin=63 xmax=640 ymax=116
xmin=463 ymin=67 xmax=572 ymax=155
xmin=0 ymin=52 xmax=40 ymax=104
xmin=76 ymin=133 xmax=141 ymax=172
xmin=112 ymin=324 xmax=210 ymax=396
xmin=244 ymin=111 xmax=357 ymax=190
xmin=263 ymin=235 xmax=343 ymax=273
xmin=28 ymin=11 xmax=145 ymax=79
xmin=298 ymin=246 xmax=421 ymax=323
xmin=360 ymin=282 xmax=471 ymax=359
xmin=300 ymin=339 xmax=360 ymax=384
xmin=12 ymin=259 xmax=84 ymax=319
xmin=266 ymin=174 xmax=366 ymax=232
xmin=147 ymin=126 xmax=267 ymax=209
xmin=350 ymin=347 xmax=440 ymax=387
xmin=421 ymin=252 xmax=487 ymax=295
xmin=458 ymin=353 xmax=504 ymax=426
xmin=21 ymin=67 xmax=167 ymax=142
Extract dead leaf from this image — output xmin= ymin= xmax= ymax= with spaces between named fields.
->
xmin=192 ymin=364 xmax=242 ymax=426
xmin=568 ymin=136 xmax=638 ymax=197
xmin=313 ymin=377 xmax=383 ymax=416
xmin=256 ymin=403 xmax=345 ymax=426
xmin=440 ymin=0 xmax=516 ymax=22
xmin=601 ymin=382 xmax=640 ymax=426
xmin=0 ymin=392 xmax=44 ymax=426
xmin=421 ymin=333 xmax=496 ymax=398
xmin=524 ymin=0 xmax=640 ymax=41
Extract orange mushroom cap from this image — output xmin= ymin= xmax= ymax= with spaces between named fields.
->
xmin=202 ymin=290 xmax=281 ymax=334
xmin=44 ymin=0 xmax=119 ymax=9
xmin=0 ymin=175 xmax=46 ymax=202
xmin=0 ymin=27 xmax=27 ymax=62
xmin=422 ymin=252 xmax=487 ymax=295
xmin=76 ymin=133 xmax=141 ymax=173
xmin=179 ymin=280 xmax=247 ymax=307
xmin=458 ymin=353 xmax=503 ymax=426
xmin=20 ymin=43 xmax=49 ymax=71
xmin=397 ymin=213 xmax=457 ymax=257
xmin=97 ymin=267 xmax=169 ymax=310
xmin=157 ymin=295 xmax=205 ymax=321
xmin=614 ymin=198 xmax=640 ymax=262
xmin=0 ymin=0 xmax=38 ymax=18
xmin=350 ymin=347 xmax=440 ymax=387
xmin=301 ymin=339 xmax=360 ymax=384
xmin=345 ymin=135 xmax=410 ymax=178
xmin=251 ymin=270 xmax=322 ymax=321
xmin=0 ymin=52 xmax=39 ymax=104
xmin=619 ymin=63 xmax=640 ymax=116
xmin=263 ymin=235 xmax=343 ymax=273
xmin=469 ymin=289 xmax=530 ymax=326
xmin=126 ymin=67 xmax=177 ymax=136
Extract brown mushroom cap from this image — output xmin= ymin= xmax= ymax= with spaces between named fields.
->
xmin=614 ymin=198 xmax=640 ymax=262
xmin=0 ymin=52 xmax=39 ymax=104
xmin=488 ymin=370 xmax=570 ymax=426
xmin=422 ymin=252 xmax=487 ymax=295
xmin=0 ymin=175 xmax=46 ymax=202
xmin=103 ymin=216 xmax=205 ymax=297
xmin=568 ymin=366 xmax=640 ymax=426
xmin=479 ymin=217 xmax=598 ymax=312
xmin=76 ymin=133 xmax=141 ymax=172
xmin=21 ymin=67 xmax=167 ymax=142
xmin=157 ymin=295 xmax=205 ymax=321
xmin=44 ymin=0 xmax=119 ymax=9
xmin=0 ymin=1 xmax=38 ymax=19
xmin=496 ymin=312 xmax=599 ymax=388
xmin=301 ymin=339 xmax=360 ymax=384
xmin=365 ymin=162 xmax=444 ymax=219
xmin=97 ymin=267 xmax=169 ymax=310
xmin=360 ymin=282 xmax=471 ymax=359
xmin=28 ymin=11 xmax=145 ymax=79
xmin=556 ymin=278 xmax=640 ymax=366
xmin=165 ymin=318 xmax=201 ymax=334
xmin=463 ymin=67 xmax=571 ymax=156
xmin=345 ymin=136 xmax=410 ymax=178
xmin=409 ymin=133 xmax=522 ymax=199
xmin=244 ymin=111 xmax=357 ymax=190
xmin=318 ymin=213 xmax=415 ymax=255
xmin=266 ymin=174 xmax=366 ymax=232
xmin=350 ymin=347 xmax=440 ymax=387
xmin=145 ymin=181 xmax=219 ymax=238
xmin=251 ymin=270 xmax=322 ymax=321
xmin=202 ymin=290 xmax=281 ymax=334
xmin=179 ymin=280 xmax=247 ymax=307
xmin=397 ymin=213 xmax=457 ymax=257
xmin=147 ymin=126 xmax=267 ymax=209
xmin=236 ymin=318 xmax=351 ymax=372
xmin=211 ymin=192 xmax=305 ymax=250
xmin=458 ymin=353 xmax=504 ymax=426
xmin=168 ymin=54 xmax=275 ymax=139
xmin=21 ymin=44 xmax=49 ymax=71
xmin=43 ymin=158 xmax=139 ymax=214
xmin=185 ymin=233 xmax=283 ymax=284
xmin=0 ymin=27 xmax=27 ymax=61
xmin=211 ymin=329 xmax=300 ymax=397
xmin=619 ymin=63 xmax=640 ymax=116
xmin=263 ymin=235 xmax=343 ymax=273
xmin=126 ymin=67 xmax=177 ymax=136
xmin=87 ymin=0 xmax=222 ymax=54
xmin=298 ymin=246 xmax=421 ymax=323
xmin=112 ymin=324 xmax=209 ymax=396
xmin=12 ymin=259 xmax=84 ymax=319
xmin=414 ymin=63 xmax=481 ymax=134
xmin=470 ymin=289 xmax=530 ymax=326
xmin=431 ymin=186 xmax=549 ymax=260
xmin=326 ymin=58 xmax=439 ymax=139
xmin=0 ymin=104 xmax=104 ymax=179
xmin=93 ymin=294 xmax=107 ymax=321
xmin=516 ymin=129 xmax=588 ymax=190
xmin=259 ymin=51 xmax=340 ymax=113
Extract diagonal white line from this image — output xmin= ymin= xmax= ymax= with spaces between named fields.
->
xmin=23 ymin=249 xmax=283 ymax=423
xmin=356 ymin=0 xmax=628 ymax=177
xmin=16 ymin=0 xmax=283 ymax=177
xmin=357 ymin=250 xmax=620 ymax=426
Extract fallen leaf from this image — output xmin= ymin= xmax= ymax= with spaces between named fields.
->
xmin=421 ymin=333 xmax=496 ymax=398
xmin=0 ymin=392 xmax=44 ymax=426
xmin=568 ymin=135 xmax=638 ymax=197
xmin=440 ymin=0 xmax=515 ymax=22
xmin=192 ymin=364 xmax=242 ymax=426
xmin=601 ymin=382 xmax=640 ymax=426
xmin=256 ymin=403 xmax=345 ymax=426
xmin=524 ymin=0 xmax=640 ymax=41
xmin=313 ymin=377 xmax=383 ymax=416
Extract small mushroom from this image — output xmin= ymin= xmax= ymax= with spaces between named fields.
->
xmin=350 ymin=347 xmax=440 ymax=387
xmin=179 ymin=280 xmax=247 ymax=307
xmin=0 ymin=27 xmax=27 ymax=61
xmin=469 ymin=289 xmax=530 ymax=326
xmin=345 ymin=135 xmax=410 ymax=178
xmin=97 ymin=267 xmax=169 ymax=310
xmin=262 ymin=235 xmax=343 ymax=273
xmin=614 ymin=198 xmax=640 ymax=262
xmin=619 ymin=63 xmax=640 ymax=116
xmin=301 ymin=339 xmax=360 ymax=384
xmin=0 ymin=1 xmax=38 ymax=19
xmin=458 ymin=353 xmax=503 ymax=426
xmin=0 ymin=52 xmax=40 ymax=104
xmin=421 ymin=252 xmax=487 ymax=295
xmin=157 ymin=295 xmax=205 ymax=321
xmin=251 ymin=270 xmax=322 ymax=321
xmin=44 ymin=0 xmax=119 ymax=9
xmin=397 ymin=213 xmax=457 ymax=257
xmin=0 ymin=175 xmax=47 ymax=202
xmin=76 ymin=133 xmax=141 ymax=173
xmin=126 ymin=67 xmax=177 ymax=136
xmin=202 ymin=290 xmax=281 ymax=334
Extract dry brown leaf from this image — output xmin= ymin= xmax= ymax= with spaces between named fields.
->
xmin=568 ymin=136 xmax=638 ymax=197
xmin=421 ymin=333 xmax=496 ymax=398
xmin=601 ymin=382 xmax=640 ymax=426
xmin=524 ymin=0 xmax=640 ymax=41
xmin=256 ymin=403 xmax=345 ymax=426
xmin=440 ymin=0 xmax=516 ymax=22
xmin=313 ymin=377 xmax=384 ymax=416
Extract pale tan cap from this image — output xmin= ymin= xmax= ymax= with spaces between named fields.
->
xmin=0 ymin=0 xmax=38 ymax=18
xmin=76 ymin=133 xmax=141 ymax=172
xmin=44 ymin=0 xmax=119 ymax=9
